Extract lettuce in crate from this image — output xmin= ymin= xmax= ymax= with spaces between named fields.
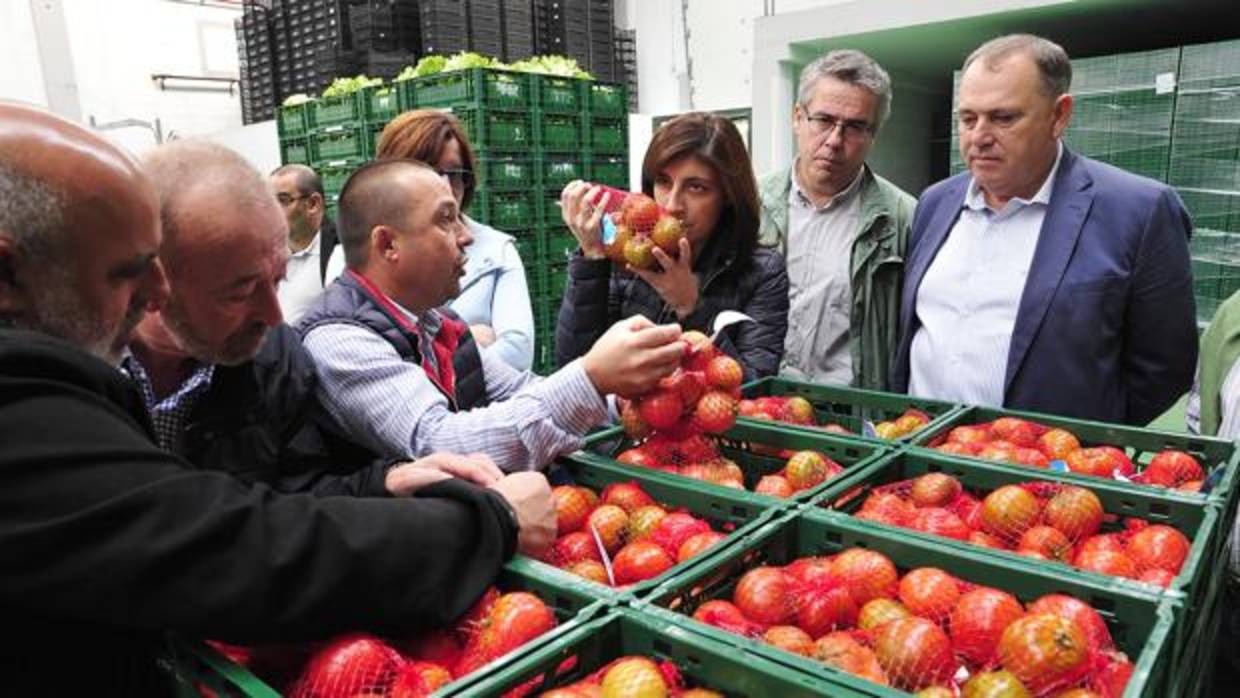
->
xmin=320 ymin=74 xmax=383 ymax=99
xmin=509 ymin=55 xmax=594 ymax=79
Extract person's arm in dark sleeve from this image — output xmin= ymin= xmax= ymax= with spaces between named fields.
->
xmin=554 ymin=252 xmax=615 ymax=369
xmin=702 ymin=251 xmax=791 ymax=382
xmin=1123 ymin=186 xmax=1199 ymax=425
xmin=0 ymin=382 xmax=517 ymax=644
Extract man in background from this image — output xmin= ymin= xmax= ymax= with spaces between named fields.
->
xmin=270 ymin=163 xmax=344 ymax=322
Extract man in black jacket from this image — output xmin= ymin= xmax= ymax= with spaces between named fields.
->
xmin=0 ymin=103 xmax=553 ymax=695
xmin=128 ymin=139 xmax=497 ymax=497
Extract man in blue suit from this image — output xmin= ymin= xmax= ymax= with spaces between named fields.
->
xmin=892 ymin=34 xmax=1196 ymax=426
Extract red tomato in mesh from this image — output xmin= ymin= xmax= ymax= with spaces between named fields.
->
xmin=1039 ymin=428 xmax=1082 ymax=460
xmin=649 ymin=512 xmax=711 ymax=557
xmin=784 ymin=556 xmax=835 ymax=586
xmin=1126 ymin=524 xmax=1190 ymax=574
xmin=1043 ymin=486 xmax=1104 ymax=541
xmin=1091 ymin=654 xmax=1134 ymax=698
xmin=980 ymin=485 xmax=1042 ymax=543
xmin=1026 ymin=594 xmax=1113 ymax=653
xmin=1138 ymin=568 xmax=1176 ymax=588
xmin=456 ymin=587 xmax=501 ymax=644
xmin=811 ymin=632 xmax=890 ymax=686
xmin=755 ymin=474 xmax=794 ymax=498
xmin=1076 ymin=533 xmax=1126 ymax=558
xmin=290 ymin=634 xmax=404 ymax=698
xmin=898 ymin=568 xmax=961 ymax=623
xmin=400 ymin=629 xmax=462 ymax=670
xmin=550 ymin=531 xmax=602 ymax=567
xmin=612 ymin=540 xmax=675 ymax=585
xmin=909 ymin=473 xmax=962 ymax=508
xmin=600 ymin=481 xmax=655 ymax=514
xmin=831 ymin=548 xmax=899 ymax=605
xmin=733 ymin=566 xmax=795 ymax=625
xmin=552 ymin=486 xmax=596 ymax=536
xmin=389 ymin=661 xmax=452 ymax=698
xmin=907 ymin=507 xmax=972 ymax=541
xmin=949 ymin=587 xmax=1025 ymax=666
xmin=857 ymin=597 xmax=911 ymax=631
xmin=692 ymin=599 xmax=765 ymax=637
xmin=872 ymin=617 xmax=958 ymax=691
xmin=796 ymin=580 xmax=859 ymax=637
xmin=948 ymin=425 xmax=991 ymax=445
xmin=991 ymin=417 xmax=1041 ymax=447
xmin=1017 ymin=525 xmax=1073 ymax=562
xmin=1074 ymin=549 xmax=1139 ymax=579
xmin=969 ymin=530 xmax=1007 ymax=549
xmin=997 ymin=613 xmax=1091 ymax=694
xmin=1144 ymin=450 xmax=1204 ymax=487
xmin=859 ymin=492 xmax=915 ymax=526
xmin=566 ymin=559 xmax=610 ymax=585
xmin=677 ymin=530 xmax=726 ymax=563
xmin=456 ymin=592 xmax=555 ymax=677
xmin=762 ymin=625 xmax=814 ymax=656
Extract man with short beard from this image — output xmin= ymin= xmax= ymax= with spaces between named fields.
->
xmin=128 ymin=140 xmax=502 ymax=496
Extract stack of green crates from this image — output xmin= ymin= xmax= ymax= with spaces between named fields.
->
xmin=1170 ymin=39 xmax=1240 ymax=324
xmin=274 ymin=70 xmax=629 ymax=374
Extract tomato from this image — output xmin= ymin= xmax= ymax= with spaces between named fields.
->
xmin=1065 ymin=447 xmax=1122 ymax=478
xmin=1073 ymin=549 xmax=1139 ymax=579
xmin=1144 ymin=450 xmax=1204 ymax=487
xmin=551 ymin=531 xmax=602 ymax=567
xmin=457 ymin=587 xmax=501 ymax=644
xmin=626 ymin=505 xmax=668 ymax=542
xmin=784 ymin=556 xmax=835 ymax=586
xmin=997 ymin=613 xmax=1091 ymax=694
xmin=290 ymin=634 xmax=404 ymax=698
xmin=552 ymin=486 xmax=597 ymax=536
xmin=969 ymin=530 xmax=1008 ymax=549
xmin=566 ymin=559 xmax=610 ymax=585
xmin=785 ymin=451 xmax=832 ymax=491
xmin=978 ymin=443 xmax=1020 ymax=463
xmin=457 ymin=592 xmax=556 ymax=676
xmin=601 ymin=481 xmax=655 ymax=514
xmin=858 ymin=598 xmax=911 ymax=631
xmin=600 ymin=657 xmax=667 ymax=698
xmin=992 ymin=417 xmax=1042 ymax=447
xmin=1013 ymin=447 xmax=1051 ymax=468
xmin=953 ymin=492 xmax=985 ymax=530
xmin=898 ymin=568 xmax=961 ymax=623
xmin=1052 ymin=689 xmax=1103 ymax=698
xmin=733 ymin=566 xmax=795 ymax=625
xmin=812 ymin=632 xmax=889 ymax=686
xmin=949 ymin=425 xmax=992 ymax=445
xmin=401 ymin=628 xmax=462 ymax=670
xmin=796 ymin=581 xmax=859 ymax=637
xmin=1090 ymin=654 xmax=1134 ymax=698
xmin=1076 ymin=533 xmax=1126 ymax=558
xmin=1043 ymin=486 xmax=1104 ymax=541
xmin=762 ymin=625 xmax=814 ymax=656
xmin=907 ymin=507 xmax=972 ymax=541
xmin=873 ymin=617 xmax=957 ymax=691
xmin=981 ymin=485 xmax=1043 ymax=543
xmin=831 ymin=548 xmax=899 ymax=605
xmin=859 ymin=492 xmax=915 ymax=526
xmin=950 ymin=587 xmax=1025 ymax=666
xmin=649 ymin=512 xmax=711 ymax=558
xmin=389 ymin=661 xmax=452 ymax=698
xmin=1126 ymin=524 xmax=1190 ymax=574
xmin=616 ymin=447 xmax=658 ymax=468
xmin=1138 ymin=568 xmax=1176 ymax=588
xmin=1026 ymin=594 xmax=1113 ymax=653
xmin=1099 ymin=446 xmax=1135 ymax=477
xmin=612 ymin=541 xmax=675 ymax=585
xmin=692 ymin=599 xmax=765 ymax=637
xmin=1017 ymin=525 xmax=1073 ymax=562
xmin=910 ymin=473 xmax=963 ymax=508
xmin=938 ymin=442 xmax=982 ymax=456
xmin=677 ymin=530 xmax=726 ymax=563
xmin=961 ymin=670 xmax=1033 ymax=697
xmin=1039 ymin=428 xmax=1082 ymax=461
xmin=755 ymin=474 xmax=794 ymax=498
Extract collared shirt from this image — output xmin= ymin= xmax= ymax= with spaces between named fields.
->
xmin=121 ymin=354 xmax=216 ymax=452
xmin=1187 ymin=361 xmax=1240 ymax=439
xmin=277 ymin=230 xmax=346 ymax=324
xmin=909 ymin=142 xmax=1065 ymax=407
xmin=302 ymin=300 xmax=610 ymax=472
xmin=780 ymin=162 xmax=865 ymax=385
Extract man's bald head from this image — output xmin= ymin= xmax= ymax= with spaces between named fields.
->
xmin=0 ymin=102 xmax=166 ymax=363
xmin=337 ymin=158 xmax=437 ymax=270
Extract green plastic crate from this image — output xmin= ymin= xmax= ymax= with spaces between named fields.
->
xmin=816 ymin=450 xmax=1222 ymax=621
xmin=310 ymin=124 xmax=370 ymax=164
xmin=514 ymin=233 xmax=542 ymax=267
xmin=538 ymin=154 xmax=586 ymax=190
xmin=524 ymin=454 xmax=779 ymax=597
xmin=586 ymin=81 xmax=628 ymax=117
xmin=741 ymin=377 xmax=965 ymax=444
xmin=545 ymin=260 xmax=568 ymax=302
xmin=276 ymin=101 xmax=310 ymax=139
xmin=165 ymin=563 xmax=609 ymax=697
xmin=412 ymin=68 xmax=532 ymax=110
xmin=310 ymin=91 xmax=365 ymax=128
xmin=452 ymin=106 xmax=533 ymax=152
xmin=572 ymin=420 xmax=891 ymax=508
xmin=448 ymin=607 xmax=876 ymax=697
xmin=477 ymin=154 xmax=534 ymax=191
xmin=642 ymin=508 xmax=1177 ymax=697
xmin=535 ymin=112 xmax=583 ymax=152
xmin=543 ymin=230 xmax=578 ymax=263
xmin=472 ymin=189 xmax=538 ymax=230
xmin=363 ymin=83 xmax=401 ymax=123
xmin=534 ymin=74 xmax=588 ymax=114
xmin=587 ymin=155 xmax=629 ymax=188
xmin=909 ymin=405 xmax=1240 ymax=511
xmin=586 ymin=116 xmax=628 ymax=154
xmin=318 ymin=163 xmax=356 ymax=197
xmin=279 ymin=137 xmax=310 ymax=165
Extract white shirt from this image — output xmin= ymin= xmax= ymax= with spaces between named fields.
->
xmin=909 ymin=143 xmax=1064 ymax=407
xmin=780 ymin=163 xmax=864 ymax=385
xmin=277 ymin=230 xmax=345 ymax=324
xmin=1186 ymin=361 xmax=1240 ymax=440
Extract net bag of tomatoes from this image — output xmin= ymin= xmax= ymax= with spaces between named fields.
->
xmin=852 ymin=473 xmax=1191 ymax=588
xmin=207 ymin=586 xmax=557 ymax=697
xmin=739 ymin=395 xmax=934 ymax=441
xmin=590 ymin=187 xmax=687 ymax=273
xmin=931 ymin=417 xmax=1210 ymax=493
xmin=688 ymin=547 xmax=1134 ymax=696
xmin=545 ymin=480 xmax=730 ymax=586
xmin=515 ymin=655 xmax=723 ymax=698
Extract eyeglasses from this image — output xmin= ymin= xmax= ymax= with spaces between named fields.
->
xmin=436 ymin=168 xmax=476 ymax=191
xmin=275 ymin=192 xmax=312 ymax=206
xmin=801 ymin=111 xmax=874 ymax=141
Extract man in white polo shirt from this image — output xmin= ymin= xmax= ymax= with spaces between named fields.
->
xmin=892 ymin=34 xmax=1196 ymax=425
xmin=270 ymin=164 xmax=345 ymax=322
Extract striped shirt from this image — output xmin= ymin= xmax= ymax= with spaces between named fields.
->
xmin=302 ymin=306 xmax=609 ymax=472
xmin=909 ymin=143 xmax=1063 ymax=407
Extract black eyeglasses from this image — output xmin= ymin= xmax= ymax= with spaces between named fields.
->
xmin=275 ymin=192 xmax=312 ymax=206
xmin=436 ymin=168 xmax=476 ymax=190
xmin=801 ymin=112 xmax=874 ymax=141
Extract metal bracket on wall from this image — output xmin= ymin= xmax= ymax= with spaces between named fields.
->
xmin=151 ymin=73 xmax=239 ymax=95
xmin=88 ymin=116 xmax=165 ymax=145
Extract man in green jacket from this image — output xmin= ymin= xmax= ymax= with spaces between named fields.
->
xmin=759 ymin=49 xmax=915 ymax=391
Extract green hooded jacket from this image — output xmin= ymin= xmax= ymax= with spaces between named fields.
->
xmin=758 ymin=165 xmax=915 ymax=390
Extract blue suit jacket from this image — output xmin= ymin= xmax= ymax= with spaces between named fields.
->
xmin=892 ymin=148 xmax=1197 ymax=426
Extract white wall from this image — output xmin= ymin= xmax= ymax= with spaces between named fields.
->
xmin=0 ymin=1 xmax=49 ymax=108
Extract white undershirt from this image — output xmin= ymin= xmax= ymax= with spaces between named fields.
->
xmin=277 ymin=230 xmax=345 ymax=324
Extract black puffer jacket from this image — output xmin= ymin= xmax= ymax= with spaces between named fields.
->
xmin=179 ymin=323 xmax=388 ymax=497
xmin=555 ymin=226 xmax=790 ymax=382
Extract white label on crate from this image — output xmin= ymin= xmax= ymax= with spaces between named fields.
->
xmin=1155 ymin=72 xmax=1176 ymax=95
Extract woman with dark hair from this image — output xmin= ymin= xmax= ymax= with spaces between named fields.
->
xmin=555 ymin=112 xmax=789 ymax=380
xmin=375 ymin=109 xmax=535 ymax=370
